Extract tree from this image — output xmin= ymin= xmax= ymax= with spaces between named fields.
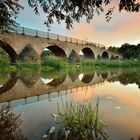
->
xmin=118 ymin=43 xmax=140 ymax=59
xmin=107 ymin=46 xmax=119 ymax=54
xmin=28 ymin=0 xmax=140 ymax=29
xmin=0 ymin=0 xmax=140 ymax=31
xmin=0 ymin=0 xmax=23 ymax=32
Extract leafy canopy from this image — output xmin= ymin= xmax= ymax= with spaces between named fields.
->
xmin=108 ymin=43 xmax=140 ymax=59
xmin=0 ymin=0 xmax=140 ymax=31
xmin=28 ymin=0 xmax=140 ymax=29
xmin=0 ymin=0 xmax=23 ymax=32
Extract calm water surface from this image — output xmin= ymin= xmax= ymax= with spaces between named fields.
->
xmin=0 ymin=68 xmax=140 ymax=140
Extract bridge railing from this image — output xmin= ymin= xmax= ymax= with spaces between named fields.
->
xmin=12 ymin=26 xmax=106 ymax=48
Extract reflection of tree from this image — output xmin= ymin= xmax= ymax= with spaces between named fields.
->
xmin=116 ymin=70 xmax=140 ymax=88
xmin=0 ymin=106 xmax=27 ymax=140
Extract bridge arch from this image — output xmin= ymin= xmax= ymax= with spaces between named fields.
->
xmin=0 ymin=41 xmax=18 ymax=64
xmin=46 ymin=45 xmax=67 ymax=58
xmin=80 ymin=47 xmax=95 ymax=59
xmin=19 ymin=44 xmax=40 ymax=62
xmin=102 ymin=51 xmax=109 ymax=60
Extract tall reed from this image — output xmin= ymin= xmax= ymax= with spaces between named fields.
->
xmin=51 ymin=99 xmax=108 ymax=140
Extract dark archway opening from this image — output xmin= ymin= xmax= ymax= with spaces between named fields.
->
xmin=41 ymin=46 xmax=67 ymax=64
xmin=18 ymin=44 xmax=40 ymax=62
xmin=102 ymin=51 xmax=109 ymax=60
xmin=110 ymin=55 xmax=115 ymax=60
xmin=47 ymin=76 xmax=66 ymax=87
xmin=47 ymin=45 xmax=67 ymax=58
xmin=80 ymin=47 xmax=95 ymax=59
xmin=0 ymin=41 xmax=17 ymax=64
xmin=81 ymin=73 xmax=94 ymax=84
xmin=101 ymin=72 xmax=108 ymax=80
xmin=115 ymin=56 xmax=119 ymax=60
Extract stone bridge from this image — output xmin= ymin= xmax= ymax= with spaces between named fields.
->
xmin=0 ymin=70 xmax=122 ymax=107
xmin=0 ymin=27 xmax=122 ymax=63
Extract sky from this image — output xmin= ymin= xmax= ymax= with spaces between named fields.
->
xmin=16 ymin=0 xmax=140 ymax=48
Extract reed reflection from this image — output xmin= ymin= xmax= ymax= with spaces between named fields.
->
xmin=0 ymin=105 xmax=27 ymax=140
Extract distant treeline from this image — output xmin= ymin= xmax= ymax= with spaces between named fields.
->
xmin=108 ymin=43 xmax=140 ymax=60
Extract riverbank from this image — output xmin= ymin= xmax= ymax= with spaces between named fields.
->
xmin=0 ymin=59 xmax=140 ymax=72
xmin=81 ymin=59 xmax=140 ymax=68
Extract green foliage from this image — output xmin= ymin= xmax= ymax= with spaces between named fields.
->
xmin=28 ymin=0 xmax=140 ymax=29
xmin=0 ymin=47 xmax=9 ymax=61
xmin=53 ymin=99 xmax=108 ymax=140
xmin=1 ymin=0 xmax=140 ymax=30
xmin=81 ymin=59 xmax=140 ymax=68
xmin=0 ymin=0 xmax=23 ymax=32
xmin=107 ymin=43 xmax=140 ymax=60
xmin=41 ymin=50 xmax=54 ymax=60
xmin=41 ymin=56 xmax=70 ymax=69
xmin=107 ymin=46 xmax=119 ymax=54
xmin=118 ymin=43 xmax=140 ymax=59
xmin=115 ymin=68 xmax=140 ymax=89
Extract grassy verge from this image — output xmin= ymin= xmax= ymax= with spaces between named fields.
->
xmin=80 ymin=59 xmax=140 ymax=68
xmin=1 ymin=58 xmax=140 ymax=72
xmin=41 ymin=56 xmax=70 ymax=69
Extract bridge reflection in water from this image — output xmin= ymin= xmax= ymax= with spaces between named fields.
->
xmin=0 ymin=70 xmax=122 ymax=108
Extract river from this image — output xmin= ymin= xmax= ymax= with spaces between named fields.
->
xmin=0 ymin=68 xmax=140 ymax=140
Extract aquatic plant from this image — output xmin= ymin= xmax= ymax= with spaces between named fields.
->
xmin=48 ymin=99 xmax=108 ymax=140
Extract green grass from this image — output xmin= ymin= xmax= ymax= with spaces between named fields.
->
xmin=1 ymin=57 xmax=140 ymax=72
xmin=41 ymin=56 xmax=70 ymax=69
xmin=80 ymin=59 xmax=140 ymax=68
